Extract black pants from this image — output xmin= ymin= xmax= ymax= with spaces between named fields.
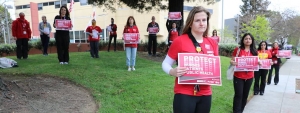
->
xmin=16 ymin=38 xmax=29 ymax=59
xmin=90 ymin=41 xmax=99 ymax=58
xmin=148 ymin=35 xmax=157 ymax=55
xmin=55 ymin=31 xmax=70 ymax=62
xmin=108 ymin=35 xmax=117 ymax=51
xmin=267 ymin=64 xmax=280 ymax=84
xmin=173 ymin=94 xmax=211 ymax=113
xmin=254 ymin=69 xmax=268 ymax=93
xmin=233 ymin=76 xmax=253 ymax=113
xmin=40 ymin=34 xmax=50 ymax=55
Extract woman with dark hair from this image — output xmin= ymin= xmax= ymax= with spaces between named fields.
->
xmin=254 ymin=41 xmax=272 ymax=95
xmin=167 ymin=22 xmax=179 ymax=47
xmin=123 ymin=16 xmax=139 ymax=71
xmin=161 ymin=6 xmax=219 ymax=113
xmin=211 ymin=29 xmax=220 ymax=43
xmin=267 ymin=42 xmax=281 ymax=85
xmin=53 ymin=6 xmax=72 ymax=64
xmin=230 ymin=33 xmax=258 ymax=113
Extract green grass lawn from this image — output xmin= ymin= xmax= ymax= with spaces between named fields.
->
xmin=1 ymin=52 xmax=236 ymax=113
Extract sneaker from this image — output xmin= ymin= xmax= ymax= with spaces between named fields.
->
xmin=64 ymin=62 xmax=68 ymax=64
xmin=132 ymin=67 xmax=136 ymax=71
xmin=128 ymin=67 xmax=131 ymax=71
xmin=60 ymin=62 xmax=64 ymax=64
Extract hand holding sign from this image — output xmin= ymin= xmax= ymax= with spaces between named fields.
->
xmin=169 ymin=67 xmax=188 ymax=77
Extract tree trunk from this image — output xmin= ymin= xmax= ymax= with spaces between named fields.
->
xmin=168 ymin=0 xmax=184 ymax=35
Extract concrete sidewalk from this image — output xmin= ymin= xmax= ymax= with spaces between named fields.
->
xmin=243 ymin=55 xmax=300 ymax=113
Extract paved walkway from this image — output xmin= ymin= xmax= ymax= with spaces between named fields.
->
xmin=243 ymin=55 xmax=300 ymax=113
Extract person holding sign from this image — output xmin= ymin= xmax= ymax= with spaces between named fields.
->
xmin=254 ymin=41 xmax=272 ymax=95
xmin=147 ymin=16 xmax=159 ymax=56
xmin=107 ymin=18 xmax=117 ymax=52
xmin=53 ymin=6 xmax=72 ymax=65
xmin=86 ymin=19 xmax=102 ymax=58
xmin=267 ymin=42 xmax=282 ymax=85
xmin=39 ymin=16 xmax=52 ymax=56
xmin=161 ymin=6 xmax=219 ymax=113
xmin=167 ymin=22 xmax=179 ymax=47
xmin=12 ymin=12 xmax=32 ymax=60
xmin=230 ymin=33 xmax=258 ymax=113
xmin=123 ymin=16 xmax=139 ymax=71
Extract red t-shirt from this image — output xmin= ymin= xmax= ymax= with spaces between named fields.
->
xmin=86 ymin=26 xmax=102 ymax=41
xmin=169 ymin=30 xmax=179 ymax=41
xmin=123 ymin=25 xmax=139 ymax=48
xmin=270 ymin=48 xmax=280 ymax=65
xmin=168 ymin=34 xmax=219 ymax=96
xmin=109 ymin=24 xmax=117 ymax=36
xmin=210 ymin=36 xmax=219 ymax=43
xmin=232 ymin=47 xmax=255 ymax=79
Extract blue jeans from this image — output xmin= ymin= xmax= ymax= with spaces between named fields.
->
xmin=125 ymin=47 xmax=137 ymax=66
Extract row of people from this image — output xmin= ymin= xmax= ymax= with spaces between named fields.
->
xmin=161 ymin=6 xmax=281 ymax=113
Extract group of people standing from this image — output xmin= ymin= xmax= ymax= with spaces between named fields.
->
xmin=161 ymin=6 xmax=281 ymax=113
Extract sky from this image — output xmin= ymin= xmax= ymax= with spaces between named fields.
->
xmin=0 ymin=0 xmax=15 ymax=19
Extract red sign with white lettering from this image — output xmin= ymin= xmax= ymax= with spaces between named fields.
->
xmin=55 ymin=19 xmax=72 ymax=30
xmin=168 ymin=12 xmax=182 ymax=20
xmin=278 ymin=50 xmax=292 ymax=58
xmin=177 ymin=53 xmax=221 ymax=85
xmin=123 ymin=33 xmax=140 ymax=44
xmin=234 ymin=56 xmax=259 ymax=71
xmin=259 ymin=59 xmax=272 ymax=69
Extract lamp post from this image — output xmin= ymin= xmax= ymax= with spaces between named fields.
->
xmin=4 ymin=4 xmax=10 ymax=44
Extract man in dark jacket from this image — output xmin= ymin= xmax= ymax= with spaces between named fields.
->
xmin=147 ymin=16 xmax=160 ymax=56
xmin=12 ymin=12 xmax=32 ymax=59
xmin=107 ymin=18 xmax=117 ymax=52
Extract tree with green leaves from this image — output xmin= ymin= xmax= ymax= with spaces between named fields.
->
xmin=242 ymin=15 xmax=272 ymax=42
xmin=217 ymin=26 xmax=235 ymax=43
xmin=88 ymin=0 xmax=220 ymax=33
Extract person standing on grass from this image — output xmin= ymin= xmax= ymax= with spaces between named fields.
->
xmin=162 ymin=6 xmax=219 ymax=113
xmin=267 ymin=42 xmax=282 ymax=85
xmin=123 ymin=16 xmax=139 ymax=71
xmin=254 ymin=41 xmax=272 ymax=95
xmin=107 ymin=18 xmax=117 ymax=52
xmin=53 ymin=6 xmax=72 ymax=65
xmin=211 ymin=30 xmax=220 ymax=43
xmin=167 ymin=22 xmax=179 ymax=47
xmin=39 ymin=16 xmax=52 ymax=56
xmin=86 ymin=19 xmax=102 ymax=58
xmin=12 ymin=12 xmax=32 ymax=60
xmin=230 ymin=33 xmax=258 ymax=113
xmin=147 ymin=16 xmax=159 ymax=57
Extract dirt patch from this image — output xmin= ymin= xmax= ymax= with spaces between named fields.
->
xmin=138 ymin=52 xmax=166 ymax=62
xmin=0 ymin=75 xmax=98 ymax=113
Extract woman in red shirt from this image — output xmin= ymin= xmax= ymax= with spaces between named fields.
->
xmin=123 ymin=16 xmax=139 ymax=71
xmin=267 ymin=42 xmax=281 ymax=85
xmin=86 ymin=19 xmax=102 ymax=58
xmin=211 ymin=30 xmax=220 ymax=43
xmin=230 ymin=33 xmax=258 ymax=113
xmin=168 ymin=22 xmax=179 ymax=47
xmin=254 ymin=41 xmax=272 ymax=95
xmin=162 ymin=6 xmax=219 ymax=113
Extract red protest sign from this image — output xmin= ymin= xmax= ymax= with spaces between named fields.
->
xmin=234 ymin=56 xmax=259 ymax=71
xmin=168 ymin=12 xmax=182 ymax=20
xmin=148 ymin=27 xmax=159 ymax=34
xmin=177 ymin=53 xmax=221 ymax=86
xmin=55 ymin=19 xmax=72 ymax=30
xmin=123 ymin=33 xmax=139 ymax=44
xmin=259 ymin=59 xmax=272 ymax=69
xmin=278 ymin=50 xmax=292 ymax=58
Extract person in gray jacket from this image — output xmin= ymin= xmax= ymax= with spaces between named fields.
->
xmin=38 ymin=16 xmax=52 ymax=55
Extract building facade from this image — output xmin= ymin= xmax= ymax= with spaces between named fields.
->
xmin=14 ymin=0 xmax=220 ymax=43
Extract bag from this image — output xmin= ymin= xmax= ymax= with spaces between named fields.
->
xmin=0 ymin=57 xmax=18 ymax=69
xmin=226 ymin=48 xmax=240 ymax=80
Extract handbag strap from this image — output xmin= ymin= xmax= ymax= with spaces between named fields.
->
xmin=236 ymin=48 xmax=241 ymax=57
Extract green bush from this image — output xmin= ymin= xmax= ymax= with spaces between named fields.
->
xmin=0 ymin=44 xmax=17 ymax=56
xmin=219 ymin=43 xmax=239 ymax=57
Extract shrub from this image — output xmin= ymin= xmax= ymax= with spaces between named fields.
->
xmin=219 ymin=43 xmax=239 ymax=57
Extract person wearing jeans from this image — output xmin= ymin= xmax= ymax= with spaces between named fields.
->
xmin=107 ymin=18 xmax=117 ymax=52
xmin=147 ymin=16 xmax=159 ymax=56
xmin=12 ymin=12 xmax=32 ymax=59
xmin=230 ymin=33 xmax=258 ymax=113
xmin=254 ymin=41 xmax=272 ymax=95
xmin=123 ymin=16 xmax=139 ymax=71
xmin=267 ymin=42 xmax=281 ymax=85
xmin=39 ymin=16 xmax=52 ymax=56
xmin=86 ymin=19 xmax=102 ymax=58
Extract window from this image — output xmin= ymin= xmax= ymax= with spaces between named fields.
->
xmin=49 ymin=2 xmax=54 ymax=6
xmin=15 ymin=6 xmax=22 ymax=9
xmin=38 ymin=3 xmax=43 ymax=10
xmin=80 ymin=0 xmax=88 ymax=6
xmin=74 ymin=0 xmax=79 ymax=2
xmin=55 ymin=1 xmax=60 ymax=8
xmin=43 ymin=2 xmax=48 ymax=6
xmin=62 ymin=0 xmax=67 ymax=7
xmin=22 ymin=5 xmax=30 ymax=9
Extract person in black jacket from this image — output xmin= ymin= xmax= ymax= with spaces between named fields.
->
xmin=107 ymin=18 xmax=117 ymax=52
xmin=166 ymin=19 xmax=180 ymax=47
xmin=147 ymin=16 xmax=160 ymax=56
xmin=53 ymin=6 xmax=72 ymax=65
